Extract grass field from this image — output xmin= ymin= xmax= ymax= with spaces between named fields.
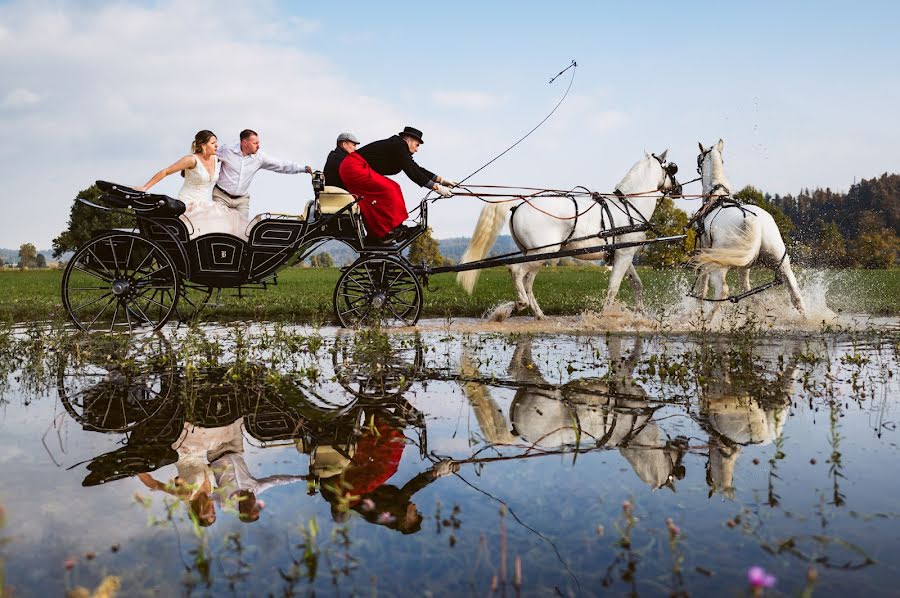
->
xmin=1 ymin=266 xmax=897 ymax=324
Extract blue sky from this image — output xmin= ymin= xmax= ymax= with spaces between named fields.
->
xmin=1 ymin=0 xmax=898 ymax=248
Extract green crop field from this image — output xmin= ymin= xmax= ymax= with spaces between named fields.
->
xmin=0 ymin=266 xmax=897 ymax=324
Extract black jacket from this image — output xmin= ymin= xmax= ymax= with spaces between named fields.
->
xmin=356 ymin=135 xmax=435 ymax=188
xmin=323 ymin=147 xmax=349 ymax=189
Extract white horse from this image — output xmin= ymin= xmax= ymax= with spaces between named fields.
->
xmin=693 ymin=139 xmax=806 ymax=316
xmin=456 ymin=152 xmax=680 ymax=319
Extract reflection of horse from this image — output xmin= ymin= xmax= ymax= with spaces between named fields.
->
xmin=461 ymin=336 xmax=687 ymax=491
xmin=699 ymin=343 xmax=799 ymax=498
xmin=456 ymin=152 xmax=680 ymax=319
xmin=692 ymin=139 xmax=806 ymax=316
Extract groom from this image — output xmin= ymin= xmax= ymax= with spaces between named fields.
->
xmin=214 ymin=129 xmax=314 ymax=220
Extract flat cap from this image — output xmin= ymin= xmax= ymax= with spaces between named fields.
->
xmin=336 ymin=132 xmax=360 ymax=144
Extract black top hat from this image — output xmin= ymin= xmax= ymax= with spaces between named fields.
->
xmin=398 ymin=126 xmax=424 ymax=144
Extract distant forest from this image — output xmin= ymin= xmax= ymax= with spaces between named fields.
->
xmin=762 ymin=172 xmax=898 ymax=267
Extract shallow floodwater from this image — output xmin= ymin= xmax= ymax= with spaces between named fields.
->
xmin=0 ymin=320 xmax=897 ymax=597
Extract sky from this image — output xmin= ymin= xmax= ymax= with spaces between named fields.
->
xmin=1 ymin=0 xmax=898 ymax=249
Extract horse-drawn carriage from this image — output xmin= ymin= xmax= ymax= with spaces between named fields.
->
xmin=62 ymin=150 xmax=690 ymax=333
xmin=62 ymin=142 xmax=800 ymax=333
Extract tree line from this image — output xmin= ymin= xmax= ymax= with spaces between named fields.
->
xmin=644 ymin=173 xmax=899 ymax=269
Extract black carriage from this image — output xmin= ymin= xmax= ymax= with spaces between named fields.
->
xmin=61 ymin=175 xmax=430 ymax=332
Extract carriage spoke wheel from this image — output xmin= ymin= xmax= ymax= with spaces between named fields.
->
xmin=62 ymin=232 xmax=181 ymax=333
xmin=57 ymin=340 xmax=175 ymax=433
xmin=333 ymin=334 xmax=424 ymax=401
xmin=333 ymin=257 xmax=422 ymax=328
xmin=176 ymin=282 xmax=213 ymax=323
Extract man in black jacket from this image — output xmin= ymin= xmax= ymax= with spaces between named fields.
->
xmin=338 ymin=126 xmax=457 ymax=240
xmin=323 ymin=132 xmax=360 ymax=190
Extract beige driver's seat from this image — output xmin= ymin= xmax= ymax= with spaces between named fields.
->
xmin=318 ymin=186 xmax=359 ymax=215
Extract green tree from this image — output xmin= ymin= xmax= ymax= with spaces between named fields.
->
xmin=35 ymin=254 xmax=47 ymax=268
xmin=642 ymin=197 xmax=691 ymax=268
xmin=52 ymin=184 xmax=133 ymax=258
xmin=18 ymin=243 xmax=38 ymax=270
xmin=733 ymin=185 xmax=795 ymax=238
xmin=816 ymin=220 xmax=847 ymax=267
xmin=309 ymin=252 xmax=334 ymax=268
xmin=851 ymin=212 xmax=899 ymax=268
xmin=407 ymin=227 xmax=444 ymax=267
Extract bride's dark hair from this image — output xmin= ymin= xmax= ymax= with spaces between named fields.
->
xmin=191 ymin=130 xmax=216 ymax=154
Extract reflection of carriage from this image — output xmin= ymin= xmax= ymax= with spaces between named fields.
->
xmin=62 ymin=160 xmax=685 ymax=332
xmin=57 ymin=344 xmax=427 ymax=487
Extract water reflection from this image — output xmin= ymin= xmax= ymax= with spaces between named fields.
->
xmin=464 ymin=336 xmax=688 ymax=491
xmin=55 ymin=333 xmax=810 ymax=513
xmin=21 ymin=325 xmax=894 ymax=595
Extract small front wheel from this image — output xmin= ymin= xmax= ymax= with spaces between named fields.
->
xmin=62 ymin=232 xmax=181 ymax=333
xmin=333 ymin=256 xmax=422 ymax=328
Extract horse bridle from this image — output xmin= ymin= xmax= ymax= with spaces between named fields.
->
xmin=651 ymin=153 xmax=682 ymax=197
xmin=696 ymin=148 xmax=731 ymax=197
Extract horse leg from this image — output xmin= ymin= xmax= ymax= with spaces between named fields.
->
xmin=626 ymin=263 xmax=645 ymax=314
xmin=523 ymin=261 xmax=546 ymax=319
xmin=708 ymin=268 xmax=730 ymax=318
xmin=739 ymin=268 xmax=751 ymax=293
xmin=510 ymin=263 xmax=531 ymax=314
xmin=602 ymin=249 xmax=637 ymax=312
xmin=778 ymin=258 xmax=807 ymax=317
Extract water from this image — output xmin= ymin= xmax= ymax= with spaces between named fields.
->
xmin=0 ymin=321 xmax=897 ymax=596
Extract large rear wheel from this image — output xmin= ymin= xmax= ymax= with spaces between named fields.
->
xmin=333 ymin=256 xmax=422 ymax=328
xmin=62 ymin=232 xmax=181 ymax=332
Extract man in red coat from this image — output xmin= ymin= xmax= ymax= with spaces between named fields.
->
xmin=338 ymin=126 xmax=457 ymax=241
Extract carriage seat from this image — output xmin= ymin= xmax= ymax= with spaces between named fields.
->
xmin=95 ymin=180 xmax=186 ymax=217
xmin=318 ymin=186 xmax=359 ymax=215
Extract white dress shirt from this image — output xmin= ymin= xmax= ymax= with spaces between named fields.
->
xmin=211 ymin=451 xmax=306 ymax=498
xmin=215 ymin=143 xmax=308 ymax=196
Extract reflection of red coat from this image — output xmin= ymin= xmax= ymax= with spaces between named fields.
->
xmin=341 ymin=418 xmax=406 ymax=501
xmin=338 ymin=152 xmax=408 ymax=238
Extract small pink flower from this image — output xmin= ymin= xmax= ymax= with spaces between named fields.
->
xmin=376 ymin=512 xmax=395 ymax=525
xmin=747 ymin=566 xmax=776 ymax=589
xmin=361 ymin=498 xmax=375 ymax=512
xmin=256 ymin=499 xmax=265 ymax=510
xmin=64 ymin=557 xmax=77 ymax=571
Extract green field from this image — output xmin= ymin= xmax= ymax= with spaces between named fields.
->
xmin=1 ymin=266 xmax=897 ymax=324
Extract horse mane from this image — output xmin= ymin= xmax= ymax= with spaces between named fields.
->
xmin=708 ymin=150 xmax=733 ymax=193
xmin=615 ymin=156 xmax=656 ymax=193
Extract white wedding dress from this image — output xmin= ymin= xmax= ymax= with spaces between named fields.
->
xmin=179 ymin=156 xmax=248 ymax=239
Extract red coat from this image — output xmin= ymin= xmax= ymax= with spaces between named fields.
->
xmin=338 ymin=151 xmax=409 ymax=238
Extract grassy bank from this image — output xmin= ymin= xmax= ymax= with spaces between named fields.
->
xmin=1 ymin=267 xmax=897 ymax=324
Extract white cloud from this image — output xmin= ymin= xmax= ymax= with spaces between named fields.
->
xmin=432 ymin=90 xmax=505 ymax=110
xmin=0 ymin=0 xmax=407 ymax=247
xmin=1 ymin=87 xmax=42 ymax=108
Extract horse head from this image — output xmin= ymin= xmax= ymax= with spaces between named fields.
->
xmin=650 ymin=149 xmax=683 ymax=198
xmin=697 ymin=139 xmax=732 ymax=196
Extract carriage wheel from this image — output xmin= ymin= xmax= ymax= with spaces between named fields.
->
xmin=62 ymin=232 xmax=181 ymax=332
xmin=176 ymin=282 xmax=213 ymax=323
xmin=332 ymin=333 xmax=424 ymax=401
xmin=333 ymin=256 xmax=423 ymax=328
xmin=57 ymin=339 xmax=176 ymax=433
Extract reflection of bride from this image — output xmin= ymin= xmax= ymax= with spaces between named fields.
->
xmin=136 ymin=129 xmax=248 ymax=239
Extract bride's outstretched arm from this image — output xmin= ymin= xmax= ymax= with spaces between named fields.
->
xmin=136 ymin=155 xmax=196 ymax=192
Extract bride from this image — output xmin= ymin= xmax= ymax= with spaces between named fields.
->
xmin=137 ymin=130 xmax=248 ymax=239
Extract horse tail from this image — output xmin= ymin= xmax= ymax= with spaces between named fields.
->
xmin=456 ymin=202 xmax=512 ymax=294
xmin=693 ymin=217 xmax=762 ymax=269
